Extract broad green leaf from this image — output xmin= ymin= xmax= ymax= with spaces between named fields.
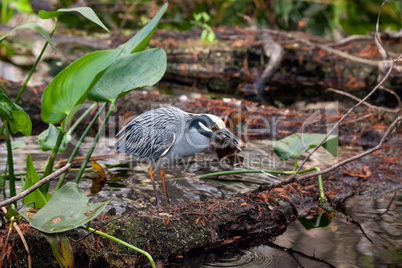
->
xmin=39 ymin=7 xmax=109 ymax=32
xmin=88 ymin=48 xmax=167 ymax=102
xmin=273 ymin=133 xmax=338 ymax=161
xmin=43 ymin=233 xmax=74 ymax=268
xmin=0 ymin=23 xmax=55 ymax=52
xmin=0 ymin=103 xmax=13 ymax=121
xmin=121 ymin=2 xmax=167 ymax=55
xmin=19 ymin=182 xmax=111 ymax=233
xmin=9 ymin=110 xmax=32 ymax=136
xmin=11 ymin=140 xmax=26 ymax=150
xmin=0 ymin=91 xmax=32 ymax=135
xmin=23 ymin=154 xmax=47 ymax=208
xmin=41 ymin=48 xmax=121 ymax=124
xmin=38 ymin=124 xmax=68 ymax=152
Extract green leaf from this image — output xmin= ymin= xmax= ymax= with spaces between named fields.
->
xmin=9 ymin=110 xmax=32 ymax=136
xmin=41 ymin=48 xmax=121 ymax=124
xmin=0 ymin=91 xmax=32 ymax=135
xmin=39 ymin=7 xmax=109 ymax=32
xmin=0 ymin=23 xmax=55 ymax=52
xmin=11 ymin=140 xmax=26 ymax=150
xmin=23 ymin=154 xmax=47 ymax=208
xmin=121 ymin=2 xmax=168 ymax=55
xmin=200 ymin=29 xmax=208 ymax=41
xmin=19 ymin=182 xmax=111 ymax=233
xmin=38 ymin=124 xmax=68 ymax=152
xmin=273 ymin=133 xmax=338 ymax=161
xmin=0 ymin=103 xmax=13 ymax=121
xmin=42 ymin=233 xmax=74 ymax=268
xmin=88 ymin=48 xmax=167 ymax=102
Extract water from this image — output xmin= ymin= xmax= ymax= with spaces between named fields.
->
xmin=1 ymin=135 xmax=400 ymax=267
xmin=178 ymin=190 xmax=402 ymax=267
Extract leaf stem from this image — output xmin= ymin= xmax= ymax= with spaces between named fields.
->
xmin=85 ymin=226 xmax=155 ymax=268
xmin=74 ymin=102 xmax=114 ymax=184
xmin=196 ymin=166 xmax=318 ymax=180
xmin=15 ymin=18 xmax=58 ymax=103
xmin=5 ymin=123 xmax=16 ymax=203
xmin=56 ymin=103 xmax=107 ymax=190
xmin=41 ymin=130 xmax=64 ymax=193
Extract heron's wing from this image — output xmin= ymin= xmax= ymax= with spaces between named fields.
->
xmin=115 ymin=122 xmax=175 ymax=161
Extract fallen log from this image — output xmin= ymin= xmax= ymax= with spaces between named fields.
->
xmin=1 ymin=26 xmax=401 ymax=106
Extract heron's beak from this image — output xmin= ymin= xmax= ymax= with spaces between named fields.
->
xmin=215 ymin=128 xmax=243 ymax=151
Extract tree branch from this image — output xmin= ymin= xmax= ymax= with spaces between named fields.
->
xmin=0 ymin=164 xmax=71 ymax=208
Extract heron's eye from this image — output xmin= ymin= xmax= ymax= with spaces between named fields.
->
xmin=211 ymin=126 xmax=217 ymax=131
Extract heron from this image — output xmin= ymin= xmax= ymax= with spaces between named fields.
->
xmin=115 ymin=107 xmax=243 ymax=209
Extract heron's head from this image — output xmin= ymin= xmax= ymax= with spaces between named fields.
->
xmin=190 ymin=114 xmax=243 ymax=150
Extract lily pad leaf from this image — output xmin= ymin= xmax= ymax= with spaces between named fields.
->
xmin=39 ymin=7 xmax=109 ymax=32
xmin=88 ymin=48 xmax=167 ymax=102
xmin=23 ymin=154 xmax=47 ymax=208
xmin=273 ymin=133 xmax=338 ymax=161
xmin=121 ymin=2 xmax=167 ymax=55
xmin=19 ymin=182 xmax=111 ymax=233
xmin=38 ymin=124 xmax=69 ymax=152
xmin=0 ymin=23 xmax=55 ymax=52
xmin=41 ymin=48 xmax=122 ymax=125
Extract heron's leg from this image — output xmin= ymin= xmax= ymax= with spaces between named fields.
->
xmin=148 ymin=166 xmax=160 ymax=210
xmin=160 ymin=168 xmax=170 ymax=206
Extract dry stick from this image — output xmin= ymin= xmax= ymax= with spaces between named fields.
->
xmin=264 ymin=29 xmax=393 ymax=68
xmin=253 ymin=115 xmax=401 ymax=192
xmin=380 ymin=86 xmax=402 ymax=106
xmin=291 ymin=54 xmax=402 ymax=178
xmin=0 ymin=164 xmax=71 ymax=208
xmin=13 ymin=221 xmax=31 ymax=268
xmin=327 ymin=88 xmax=400 ymax=114
xmin=0 ymin=207 xmax=31 ymax=267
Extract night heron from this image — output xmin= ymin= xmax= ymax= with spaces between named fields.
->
xmin=115 ymin=107 xmax=243 ymax=208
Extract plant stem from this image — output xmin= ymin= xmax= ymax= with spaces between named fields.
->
xmin=15 ymin=18 xmax=58 ymax=103
xmin=55 ymin=103 xmax=107 ymax=191
xmin=196 ymin=166 xmax=318 ymax=180
xmin=5 ymin=123 xmax=16 ymax=204
xmin=74 ymin=102 xmax=114 ymax=184
xmin=292 ymin=157 xmax=298 ymax=172
xmin=314 ymin=167 xmax=325 ymax=198
xmin=66 ymin=103 xmax=97 ymax=138
xmin=84 ymin=226 xmax=155 ymax=268
xmin=40 ymin=130 xmax=64 ymax=193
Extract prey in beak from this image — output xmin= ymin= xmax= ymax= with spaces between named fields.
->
xmin=215 ymin=128 xmax=243 ymax=150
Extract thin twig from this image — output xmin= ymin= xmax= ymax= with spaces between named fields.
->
xmin=253 ymin=115 xmax=401 ymax=192
xmin=292 ymin=53 xmax=401 ymax=177
xmin=327 ymin=88 xmax=400 ymax=113
xmin=380 ymin=86 xmax=402 ymax=107
xmin=264 ymin=29 xmax=400 ymax=68
xmin=0 ymin=164 xmax=71 ymax=208
xmin=13 ymin=221 xmax=31 ymax=268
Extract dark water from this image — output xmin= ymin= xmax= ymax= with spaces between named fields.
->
xmin=1 ymin=136 xmax=401 ymax=267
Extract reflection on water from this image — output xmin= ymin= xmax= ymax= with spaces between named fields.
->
xmin=200 ymin=190 xmax=401 ymax=268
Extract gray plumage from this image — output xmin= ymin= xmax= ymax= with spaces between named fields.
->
xmin=116 ymin=106 xmax=243 ymax=208
xmin=115 ymin=107 xmax=209 ymax=166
